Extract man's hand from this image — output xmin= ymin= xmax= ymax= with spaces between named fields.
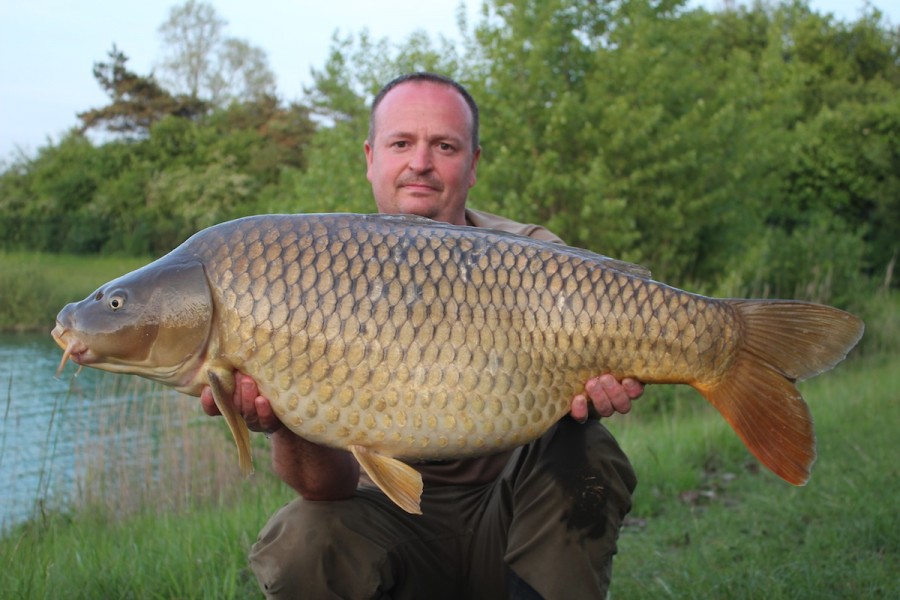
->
xmin=199 ymin=372 xmax=284 ymax=434
xmin=202 ymin=371 xmax=642 ymax=430
xmin=199 ymin=372 xmax=359 ymax=498
xmin=570 ymin=374 xmax=644 ymax=422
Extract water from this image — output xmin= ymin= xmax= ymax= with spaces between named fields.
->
xmin=0 ymin=332 xmax=183 ymax=529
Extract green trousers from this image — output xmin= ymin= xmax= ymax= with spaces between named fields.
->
xmin=249 ymin=419 xmax=636 ymax=599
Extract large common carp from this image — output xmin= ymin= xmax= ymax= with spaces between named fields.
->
xmin=52 ymin=213 xmax=864 ymax=514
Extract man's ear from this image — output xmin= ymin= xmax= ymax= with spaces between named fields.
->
xmin=468 ymin=145 xmax=482 ymax=188
xmin=364 ymin=139 xmax=375 ymax=182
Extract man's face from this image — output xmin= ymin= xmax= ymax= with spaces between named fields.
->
xmin=365 ymin=81 xmax=481 ymax=226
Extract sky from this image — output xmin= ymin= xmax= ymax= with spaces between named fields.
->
xmin=0 ymin=0 xmax=895 ymax=161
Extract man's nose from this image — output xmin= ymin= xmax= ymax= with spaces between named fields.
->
xmin=408 ymin=144 xmax=433 ymax=172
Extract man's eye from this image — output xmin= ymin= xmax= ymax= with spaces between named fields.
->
xmin=393 ymin=141 xmax=409 ymax=149
xmin=439 ymin=143 xmax=453 ymax=151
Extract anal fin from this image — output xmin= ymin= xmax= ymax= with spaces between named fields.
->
xmin=350 ymin=445 xmax=423 ymax=515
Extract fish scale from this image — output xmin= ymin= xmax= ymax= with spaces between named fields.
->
xmin=52 ymin=213 xmax=864 ymax=514
xmin=201 ymin=215 xmax=640 ymax=456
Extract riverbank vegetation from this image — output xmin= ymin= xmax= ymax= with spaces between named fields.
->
xmin=0 ymin=252 xmax=148 ymax=331
xmin=2 ymin=0 xmax=897 ymax=313
xmin=607 ymin=350 xmax=900 ymax=598
xmin=0 ymin=379 xmax=290 ymax=598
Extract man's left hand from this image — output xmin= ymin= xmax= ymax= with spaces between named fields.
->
xmin=570 ymin=374 xmax=644 ymax=422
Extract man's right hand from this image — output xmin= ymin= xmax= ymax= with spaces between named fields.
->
xmin=199 ymin=372 xmax=360 ymax=499
xmin=200 ymin=372 xmax=284 ymax=434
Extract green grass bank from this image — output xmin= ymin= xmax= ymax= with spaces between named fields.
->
xmin=0 ymin=251 xmax=150 ymax=332
xmin=605 ymin=351 xmax=899 ymax=599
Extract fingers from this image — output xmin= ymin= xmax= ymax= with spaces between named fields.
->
xmin=621 ymin=377 xmax=644 ymax=400
xmin=586 ymin=374 xmax=630 ymax=416
xmin=200 ymin=372 xmax=283 ymax=434
xmin=254 ymin=394 xmax=283 ymax=433
xmin=199 ymin=386 xmax=221 ymax=417
xmin=237 ymin=372 xmax=260 ymax=419
xmin=583 ymin=374 xmax=645 ymax=418
xmin=570 ymin=394 xmax=590 ymax=423
xmin=236 ymin=372 xmax=284 ymax=433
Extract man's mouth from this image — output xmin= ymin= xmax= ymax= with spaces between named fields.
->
xmin=402 ymin=183 xmax=436 ymax=193
xmin=397 ymin=176 xmax=443 ymax=192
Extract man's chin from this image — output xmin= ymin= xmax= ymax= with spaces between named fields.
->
xmin=393 ymin=195 xmax=443 ymax=217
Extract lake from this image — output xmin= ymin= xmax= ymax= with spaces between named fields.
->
xmin=0 ymin=332 xmax=229 ymax=530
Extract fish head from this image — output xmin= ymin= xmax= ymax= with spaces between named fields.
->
xmin=51 ymin=258 xmax=213 ymax=388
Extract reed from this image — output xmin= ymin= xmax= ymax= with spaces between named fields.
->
xmin=71 ymin=377 xmax=244 ymax=519
xmin=1 ymin=359 xmax=282 ymax=530
xmin=1 ymin=368 xmax=291 ymax=598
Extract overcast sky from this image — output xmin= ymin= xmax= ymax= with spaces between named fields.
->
xmin=0 ymin=0 xmax=894 ymax=161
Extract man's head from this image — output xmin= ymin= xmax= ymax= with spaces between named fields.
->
xmin=365 ymin=72 xmax=481 ymax=225
xmin=368 ymin=73 xmax=480 ymax=152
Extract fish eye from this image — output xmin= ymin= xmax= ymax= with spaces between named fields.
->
xmin=108 ymin=295 xmax=126 ymax=310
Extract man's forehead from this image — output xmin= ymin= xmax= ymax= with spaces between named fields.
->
xmin=374 ymin=81 xmax=474 ymax=132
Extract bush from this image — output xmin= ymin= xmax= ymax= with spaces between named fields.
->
xmin=0 ymin=261 xmax=69 ymax=332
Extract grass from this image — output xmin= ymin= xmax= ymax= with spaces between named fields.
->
xmin=0 ymin=251 xmax=150 ymax=331
xmin=0 ymin=376 xmax=294 ymax=599
xmin=606 ymin=354 xmax=900 ymax=599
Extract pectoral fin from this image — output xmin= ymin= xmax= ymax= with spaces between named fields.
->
xmin=350 ymin=445 xmax=423 ymax=515
xmin=208 ymin=369 xmax=254 ymax=477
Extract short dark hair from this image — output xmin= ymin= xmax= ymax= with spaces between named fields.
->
xmin=368 ymin=72 xmax=480 ymax=152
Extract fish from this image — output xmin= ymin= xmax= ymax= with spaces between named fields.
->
xmin=51 ymin=213 xmax=864 ymax=514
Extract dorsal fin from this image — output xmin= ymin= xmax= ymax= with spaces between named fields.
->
xmin=370 ymin=212 xmax=653 ymax=279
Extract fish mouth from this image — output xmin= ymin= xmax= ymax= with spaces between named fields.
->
xmin=51 ymin=323 xmax=91 ymax=376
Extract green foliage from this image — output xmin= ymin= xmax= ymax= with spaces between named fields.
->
xmin=78 ymin=45 xmax=207 ymax=137
xmin=466 ymin=0 xmax=899 ymax=298
xmin=853 ymin=290 xmax=900 ymax=357
xmin=1 ymin=0 xmax=898 ymax=305
xmin=579 ymin=4 xmax=773 ymax=283
xmin=0 ymin=262 xmax=61 ymax=332
xmin=467 ymin=0 xmax=640 ymax=255
xmin=1 ymin=95 xmax=315 ymax=255
xmin=0 ymin=252 xmax=149 ymax=331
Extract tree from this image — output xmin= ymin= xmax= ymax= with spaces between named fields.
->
xmin=465 ymin=0 xmax=666 ymax=265
xmin=77 ymin=45 xmax=206 ymax=137
xmin=208 ymin=96 xmax=316 ymax=179
xmin=2 ymin=0 xmax=896 ymax=306
xmin=157 ymin=0 xmax=276 ymax=106
xmin=207 ymin=38 xmax=276 ymax=104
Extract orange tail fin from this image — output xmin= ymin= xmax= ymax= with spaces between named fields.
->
xmin=696 ymin=300 xmax=864 ymax=485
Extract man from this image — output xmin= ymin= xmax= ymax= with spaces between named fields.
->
xmin=201 ymin=72 xmax=643 ymax=599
